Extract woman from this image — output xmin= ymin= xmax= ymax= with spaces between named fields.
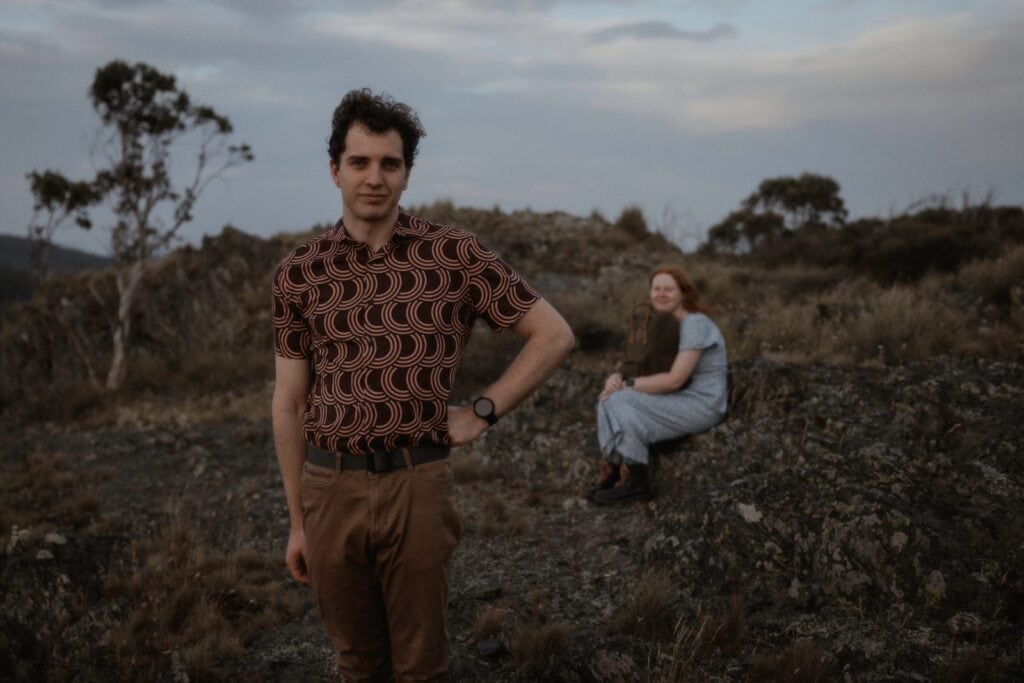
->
xmin=589 ymin=265 xmax=728 ymax=504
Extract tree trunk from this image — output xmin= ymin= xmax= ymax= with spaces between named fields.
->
xmin=104 ymin=261 xmax=144 ymax=391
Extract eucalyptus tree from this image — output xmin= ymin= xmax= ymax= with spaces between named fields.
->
xmin=26 ymin=60 xmax=253 ymax=390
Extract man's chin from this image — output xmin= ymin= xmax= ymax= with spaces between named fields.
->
xmin=352 ymin=205 xmax=396 ymax=222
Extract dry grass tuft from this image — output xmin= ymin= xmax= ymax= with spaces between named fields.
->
xmin=655 ymin=598 xmax=748 ymax=680
xmin=469 ymin=607 xmax=507 ymax=643
xmin=482 ymin=496 xmax=507 ymax=522
xmin=0 ymin=451 xmax=109 ymax=532
xmin=511 ymin=621 xmax=571 ymax=673
xmin=506 ymin=515 xmax=530 ymax=537
xmin=750 ymin=640 xmax=839 ymax=682
xmin=659 ymin=617 xmax=707 ymax=682
xmin=608 ymin=567 xmax=678 ymax=640
xmin=104 ymin=514 xmax=302 ymax=680
xmin=477 ymin=496 xmax=508 ymax=537
xmin=956 ymin=242 xmax=1024 ymax=308
xmin=699 ymin=597 xmax=747 ymax=653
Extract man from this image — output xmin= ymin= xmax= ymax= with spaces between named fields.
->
xmin=271 ymin=88 xmax=574 ymax=681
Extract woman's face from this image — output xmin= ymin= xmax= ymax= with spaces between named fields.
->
xmin=650 ymin=273 xmax=685 ymax=316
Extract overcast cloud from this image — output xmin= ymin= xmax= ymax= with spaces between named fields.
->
xmin=1 ymin=0 xmax=1021 ymax=254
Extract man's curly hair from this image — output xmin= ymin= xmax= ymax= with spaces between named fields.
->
xmin=328 ymin=88 xmax=426 ymax=170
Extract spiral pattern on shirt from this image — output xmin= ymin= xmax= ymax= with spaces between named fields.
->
xmin=272 ymin=212 xmax=540 ymax=455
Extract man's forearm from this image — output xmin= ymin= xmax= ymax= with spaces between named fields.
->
xmin=272 ymin=401 xmax=308 ymax=530
xmin=485 ymin=316 xmax=574 ymax=417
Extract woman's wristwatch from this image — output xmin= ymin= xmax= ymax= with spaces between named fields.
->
xmin=625 ymin=377 xmax=636 ymax=388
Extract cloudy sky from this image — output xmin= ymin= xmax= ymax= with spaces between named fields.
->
xmin=2 ymin=0 xmax=1022 ymax=254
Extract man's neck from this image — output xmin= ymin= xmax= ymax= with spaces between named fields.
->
xmin=342 ymin=207 xmax=399 ymax=252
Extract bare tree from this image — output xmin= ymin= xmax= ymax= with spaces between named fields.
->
xmin=31 ymin=60 xmax=253 ymax=390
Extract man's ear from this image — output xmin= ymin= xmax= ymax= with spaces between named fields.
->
xmin=329 ymin=160 xmax=340 ymax=187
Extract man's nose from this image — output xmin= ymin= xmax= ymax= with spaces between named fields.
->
xmin=365 ymin=164 xmax=383 ymax=185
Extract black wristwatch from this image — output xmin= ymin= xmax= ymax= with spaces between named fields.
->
xmin=472 ymin=396 xmax=498 ymax=425
xmin=625 ymin=377 xmax=636 ymax=388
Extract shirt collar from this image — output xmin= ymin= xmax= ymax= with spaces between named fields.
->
xmin=328 ymin=209 xmax=426 ymax=244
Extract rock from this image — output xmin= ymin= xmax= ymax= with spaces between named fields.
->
xmin=946 ymin=612 xmax=981 ymax=636
xmin=36 ymin=549 xmax=54 ymax=560
xmin=925 ymin=570 xmax=946 ymax=604
xmin=6 ymin=525 xmax=30 ymax=554
xmin=44 ymin=532 xmax=67 ymax=545
xmin=476 ymin=638 xmax=505 ymax=657
xmin=737 ymin=503 xmax=762 ymax=524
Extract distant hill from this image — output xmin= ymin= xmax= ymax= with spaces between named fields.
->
xmin=0 ymin=235 xmax=110 ymax=312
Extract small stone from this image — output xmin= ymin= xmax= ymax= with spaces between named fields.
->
xmin=947 ymin=612 xmax=981 ymax=636
xmin=890 ymin=531 xmax=908 ymax=553
xmin=562 ymin=497 xmax=586 ymax=511
xmin=925 ymin=570 xmax=946 ymax=604
xmin=476 ymin=638 xmax=505 ymax=657
xmin=788 ymin=577 xmax=802 ymax=598
xmin=737 ymin=503 xmax=762 ymax=524
xmin=6 ymin=526 xmax=30 ymax=554
xmin=36 ymin=549 xmax=54 ymax=560
xmin=44 ymin=532 xmax=67 ymax=545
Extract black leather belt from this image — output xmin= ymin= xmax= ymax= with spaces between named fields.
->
xmin=306 ymin=444 xmax=449 ymax=474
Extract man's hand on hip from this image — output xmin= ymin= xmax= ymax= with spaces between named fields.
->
xmin=286 ymin=526 xmax=312 ymax=585
xmin=447 ymin=405 xmax=488 ymax=446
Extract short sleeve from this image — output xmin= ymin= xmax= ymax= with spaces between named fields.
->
xmin=463 ymin=234 xmax=541 ymax=331
xmin=272 ymin=260 xmax=312 ymax=359
xmin=679 ymin=314 xmax=716 ymax=351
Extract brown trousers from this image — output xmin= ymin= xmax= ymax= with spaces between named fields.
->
xmin=301 ymin=457 xmax=463 ymax=682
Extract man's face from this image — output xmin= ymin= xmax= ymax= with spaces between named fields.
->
xmin=330 ymin=123 xmax=409 ymax=226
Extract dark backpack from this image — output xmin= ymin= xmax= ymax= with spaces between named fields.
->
xmin=621 ymin=302 xmax=680 ymax=377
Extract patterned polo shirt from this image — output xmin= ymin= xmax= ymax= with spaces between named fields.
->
xmin=272 ymin=211 xmax=540 ymax=455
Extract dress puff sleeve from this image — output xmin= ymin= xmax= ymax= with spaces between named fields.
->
xmin=678 ymin=313 xmax=716 ymax=351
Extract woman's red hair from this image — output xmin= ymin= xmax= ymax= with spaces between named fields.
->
xmin=649 ymin=265 xmax=712 ymax=316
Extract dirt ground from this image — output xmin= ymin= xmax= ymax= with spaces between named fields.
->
xmin=2 ymin=353 xmax=1023 ymax=681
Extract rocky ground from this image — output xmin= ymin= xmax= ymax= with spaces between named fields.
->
xmin=2 ymin=351 xmax=1023 ymax=681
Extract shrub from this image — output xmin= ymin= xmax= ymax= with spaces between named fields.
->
xmin=615 ymin=206 xmax=650 ymax=241
xmin=956 ymin=243 xmax=1024 ymax=309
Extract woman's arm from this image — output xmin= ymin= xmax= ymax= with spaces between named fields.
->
xmin=629 ymin=349 xmax=702 ymax=394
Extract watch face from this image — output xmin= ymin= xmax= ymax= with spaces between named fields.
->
xmin=473 ymin=397 xmax=495 ymax=418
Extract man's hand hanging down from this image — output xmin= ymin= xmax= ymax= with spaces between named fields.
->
xmin=286 ymin=526 xmax=312 ymax=585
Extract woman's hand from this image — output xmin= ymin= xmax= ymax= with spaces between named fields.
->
xmin=599 ymin=372 xmax=625 ymax=401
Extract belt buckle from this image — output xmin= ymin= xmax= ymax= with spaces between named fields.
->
xmin=366 ymin=451 xmax=390 ymax=475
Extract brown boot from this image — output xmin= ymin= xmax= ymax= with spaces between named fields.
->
xmin=584 ymin=461 xmax=620 ymax=501
xmin=592 ymin=462 xmax=653 ymax=505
